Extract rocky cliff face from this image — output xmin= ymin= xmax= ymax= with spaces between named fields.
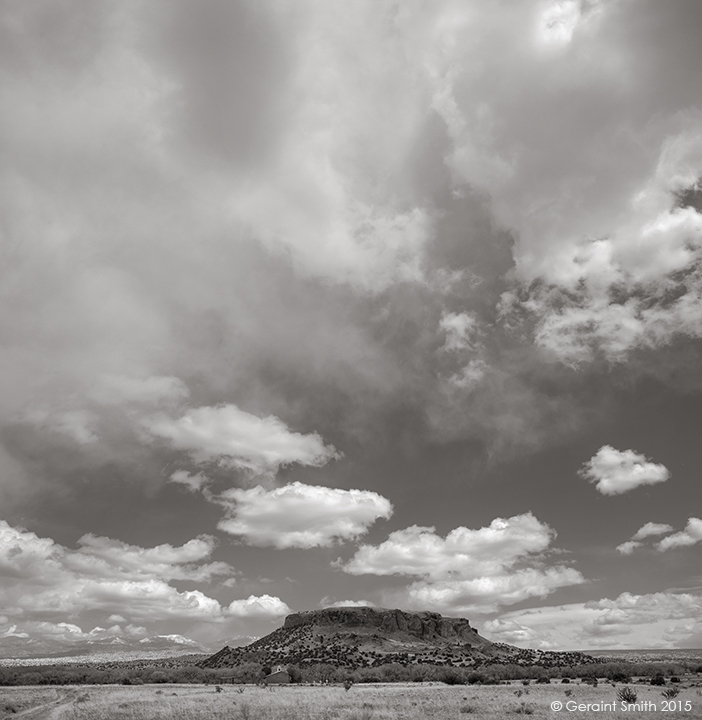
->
xmin=284 ymin=607 xmax=479 ymax=642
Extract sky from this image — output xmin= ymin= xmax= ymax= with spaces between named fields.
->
xmin=1 ymin=0 xmax=701 ymax=653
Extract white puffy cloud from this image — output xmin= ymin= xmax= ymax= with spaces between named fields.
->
xmin=64 ymin=533 xmax=231 ymax=582
xmin=616 ymin=540 xmax=642 ymax=556
xmin=482 ymin=618 xmax=544 ymax=648
xmin=226 ymin=594 xmax=290 ymax=618
xmin=142 ymin=404 xmax=340 ymax=475
xmin=617 ymin=520 xmax=693 ymax=554
xmin=0 ymin=520 xmax=287 ymax=628
xmin=321 ymin=599 xmax=375 ymax=609
xmin=657 ymin=518 xmax=702 ymax=551
xmin=216 ymin=481 xmax=392 ymax=549
xmin=402 ymin=566 xmax=585 ymax=615
xmin=580 ymin=446 xmax=670 ymax=495
xmin=632 ymin=522 xmax=675 ymax=540
xmin=491 ymin=591 xmax=702 ymax=650
xmin=344 ymin=514 xmax=553 ymax=580
xmin=343 ymin=513 xmax=583 ymax=613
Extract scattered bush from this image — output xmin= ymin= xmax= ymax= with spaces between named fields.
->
xmin=662 ymin=687 xmax=680 ymax=699
xmin=617 ymin=687 xmax=638 ymax=704
xmin=650 ymin=674 xmax=666 ymax=686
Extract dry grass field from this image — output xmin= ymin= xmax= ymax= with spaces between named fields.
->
xmin=1 ymin=682 xmax=701 ymax=720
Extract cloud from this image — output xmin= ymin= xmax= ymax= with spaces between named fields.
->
xmin=342 ymin=513 xmax=584 ymax=613
xmin=632 ymin=522 xmax=675 ymax=540
xmin=491 ymin=591 xmax=702 ymax=650
xmin=90 ymin=375 xmax=189 ymax=406
xmin=424 ymin=0 xmax=702 ymax=367
xmin=0 ymin=519 xmax=286 ymax=629
xmin=142 ymin=404 xmax=340 ymax=476
xmin=216 ymin=481 xmax=392 ymax=549
xmin=440 ymin=312 xmax=482 ymax=352
xmin=657 ymin=518 xmax=702 ymax=551
xmin=320 ymin=599 xmax=375 ymax=609
xmin=616 ymin=540 xmax=642 ymax=556
xmin=580 ymin=446 xmax=670 ymax=495
xmin=401 ymin=566 xmax=584 ymax=615
xmin=226 ymin=595 xmax=290 ymax=618
xmin=169 ymin=470 xmax=210 ymax=493
xmin=228 ymin=2 xmax=434 ymax=291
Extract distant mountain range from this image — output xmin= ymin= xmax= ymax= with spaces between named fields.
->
xmin=0 ymin=632 xmax=257 ymax=662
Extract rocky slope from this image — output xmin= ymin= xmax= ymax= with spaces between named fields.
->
xmin=199 ymin=606 xmax=597 ymax=670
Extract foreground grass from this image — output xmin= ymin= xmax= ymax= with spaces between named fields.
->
xmin=1 ymin=682 xmax=700 ymax=719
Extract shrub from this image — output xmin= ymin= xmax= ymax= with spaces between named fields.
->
xmin=670 ymin=676 xmax=681 ymax=683
xmin=617 ymin=687 xmax=638 ymax=704
xmin=441 ymin=669 xmax=465 ymax=685
xmin=561 ymin=678 xmax=570 ymax=684
xmin=650 ymin=674 xmax=666 ymax=686
xmin=662 ymin=688 xmax=680 ymax=699
xmin=535 ymin=676 xmax=550 ymax=684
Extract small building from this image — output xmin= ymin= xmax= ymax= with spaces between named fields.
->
xmin=263 ymin=665 xmax=291 ymax=684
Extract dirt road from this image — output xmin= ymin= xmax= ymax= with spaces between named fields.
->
xmin=13 ymin=689 xmax=79 ymax=719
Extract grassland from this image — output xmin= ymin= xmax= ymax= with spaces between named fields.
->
xmin=1 ymin=681 xmax=701 ymax=720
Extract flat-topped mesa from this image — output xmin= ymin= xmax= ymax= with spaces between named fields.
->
xmin=283 ymin=606 xmax=479 ymax=642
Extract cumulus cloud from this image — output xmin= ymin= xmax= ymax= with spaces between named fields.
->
xmin=632 ymin=522 xmax=676 ymax=540
xmin=342 ymin=513 xmax=584 ymax=613
xmin=617 ymin=521 xmax=675 ymax=554
xmin=226 ymin=594 xmax=290 ymax=618
xmin=321 ymin=599 xmax=375 ymax=609
xmin=142 ymin=404 xmax=340 ymax=476
xmin=492 ymin=591 xmax=702 ymax=650
xmin=657 ymin=518 xmax=702 ymax=551
xmin=216 ymin=481 xmax=392 ymax=549
xmin=580 ymin=446 xmax=670 ymax=495
xmin=0 ymin=520 xmax=286 ymax=630
xmin=616 ymin=541 xmax=642 ymax=556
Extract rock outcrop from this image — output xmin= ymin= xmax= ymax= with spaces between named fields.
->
xmin=283 ymin=607 xmax=479 ymax=643
xmin=199 ymin=606 xmax=512 ymax=670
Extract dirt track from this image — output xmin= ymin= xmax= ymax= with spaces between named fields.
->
xmin=13 ymin=689 xmax=78 ymax=719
